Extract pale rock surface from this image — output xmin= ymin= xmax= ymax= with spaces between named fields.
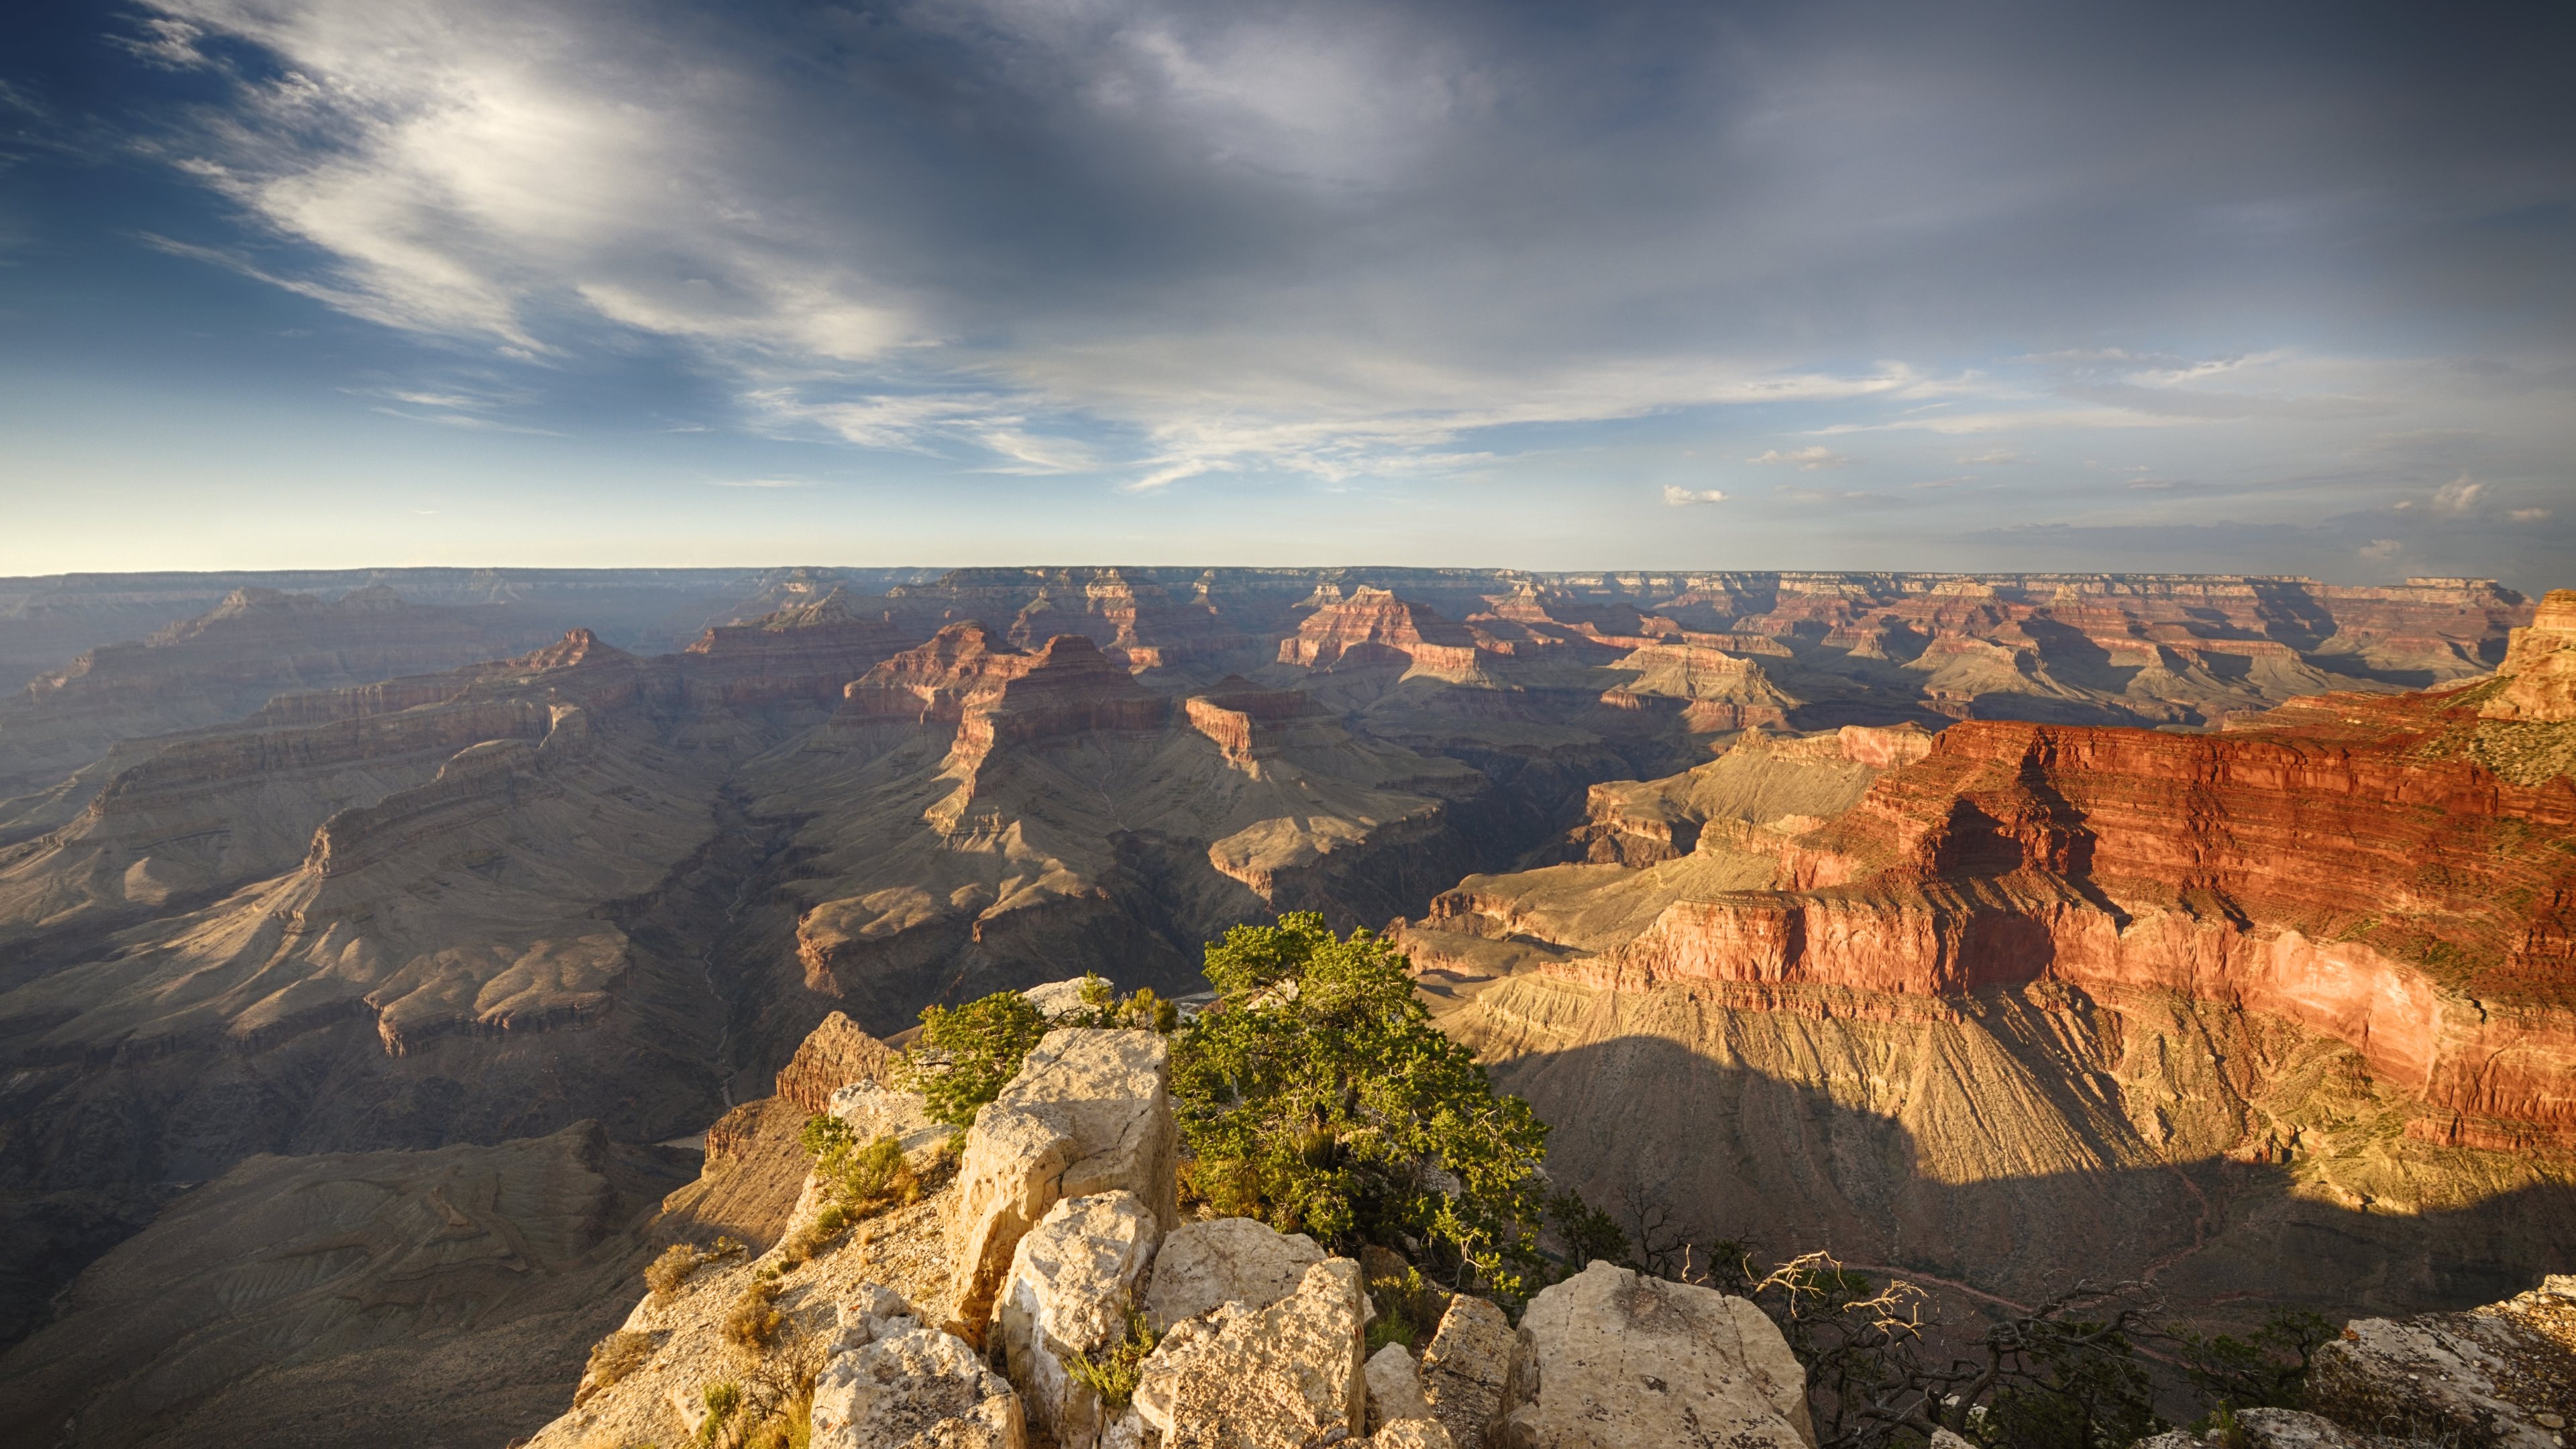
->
xmin=1499 ymin=1260 xmax=1814 ymax=1449
xmin=827 ymin=1079 xmax=949 ymax=1156
xmin=2133 ymin=1407 xmax=2416 ymax=1449
xmin=1024 ymin=976 xmax=1106 ymax=1017
xmin=948 ymin=1028 xmax=1178 ymax=1336
xmin=2483 ymin=590 xmax=2576 ymax=723
xmin=1000 ymin=1191 xmax=1161 ymax=1449
xmin=811 ymin=1324 xmax=1027 ymax=1449
xmin=1133 ymin=1256 xmax=1368 ymax=1448
xmin=2306 ymin=1276 xmax=2576 ymax=1449
xmin=1420 ymin=1292 xmax=1516 ymax=1449
xmin=1368 ymin=1342 xmax=1436 ymax=1429
xmin=1142 ymin=1213 xmax=1327 ymax=1331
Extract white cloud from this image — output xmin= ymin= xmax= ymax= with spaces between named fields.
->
xmin=1662 ymin=486 xmax=1729 ymax=506
xmin=1957 ymin=448 xmax=2030 ymax=465
xmin=115 ymin=16 xmax=213 ymax=69
xmin=1746 ymin=445 xmax=1855 ymax=470
xmin=2510 ymin=506 xmax=2552 ymax=522
xmin=2358 ymin=539 xmax=2402 ymax=560
xmin=2432 ymin=474 xmax=2486 ymax=514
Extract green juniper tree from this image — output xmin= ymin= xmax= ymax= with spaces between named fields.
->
xmin=1170 ymin=914 xmax=1553 ymax=1299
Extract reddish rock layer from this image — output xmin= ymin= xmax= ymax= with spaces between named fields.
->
xmin=771 ymin=1010 xmax=896 ymax=1116
xmin=1580 ymin=683 xmax=2576 ymax=1144
xmin=1279 ymin=586 xmax=1496 ymax=677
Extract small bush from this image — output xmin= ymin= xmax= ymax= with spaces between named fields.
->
xmin=1365 ymin=1265 xmax=1448 ymax=1354
xmin=775 ymin=1202 xmax=853 ymax=1270
xmin=577 ymin=1329 xmax=657 ymax=1403
xmin=724 ymin=1279 xmax=786 ymax=1353
xmin=898 ymin=991 xmax=1051 ymax=1132
xmin=799 ymin=1118 xmax=921 ymax=1217
xmin=1065 ymin=1307 xmax=1159 ymax=1410
xmin=698 ymin=1381 xmax=744 ymax=1446
xmin=647 ymin=1237 xmax=747 ymax=1298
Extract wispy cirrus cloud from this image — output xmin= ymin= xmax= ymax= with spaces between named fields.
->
xmin=1746 ymin=445 xmax=1855 ymax=470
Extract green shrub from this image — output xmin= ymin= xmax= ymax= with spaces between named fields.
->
xmin=698 ymin=1381 xmax=743 ymax=1445
xmin=1171 ymin=914 xmax=1551 ymax=1299
xmin=798 ymin=1119 xmax=920 ymax=1216
xmin=899 ymin=991 xmax=1051 ymax=1132
xmin=775 ymin=1202 xmax=853 ymax=1269
xmin=1065 ymin=1307 xmax=1159 ymax=1409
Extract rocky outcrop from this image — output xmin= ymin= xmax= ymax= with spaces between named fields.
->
xmin=1000 ymin=1191 xmax=1161 ymax=1449
xmin=2305 ymin=1275 xmax=2575 ymax=1448
xmin=1132 ymin=1257 xmax=1370 ymax=1447
xmin=775 ymin=1010 xmax=897 ymax=1114
xmin=812 ymin=1324 xmax=1027 ymax=1449
xmin=1281 ymin=587 xmax=1497 ymax=678
xmin=2483 ymin=590 xmax=2576 ymax=724
xmin=1499 ymin=1260 xmax=1814 ymax=1449
xmin=948 ymin=1028 xmax=1179 ymax=1338
xmin=1142 ymin=1214 xmax=1327 ymax=1331
xmin=1420 ymin=1293 xmax=1517 ymax=1449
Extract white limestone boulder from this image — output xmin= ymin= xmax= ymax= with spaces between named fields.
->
xmin=1499 ymin=1260 xmax=1813 ymax=1449
xmin=947 ymin=1028 xmax=1177 ymax=1336
xmin=1368 ymin=1342 xmax=1436 ymax=1429
xmin=810 ymin=1324 xmax=1026 ymax=1449
xmin=1133 ymin=1257 xmax=1368 ymax=1448
xmin=1141 ymin=1214 xmax=1326 ymax=1332
xmin=998 ymin=1191 xmax=1161 ymax=1449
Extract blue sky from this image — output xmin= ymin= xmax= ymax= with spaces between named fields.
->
xmin=2 ymin=1 xmax=2571 ymax=586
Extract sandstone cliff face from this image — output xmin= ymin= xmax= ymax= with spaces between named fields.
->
xmin=1410 ymin=647 xmax=2576 ymax=1314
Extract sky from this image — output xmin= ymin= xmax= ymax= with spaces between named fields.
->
xmin=1 ymin=1 xmax=2571 ymax=588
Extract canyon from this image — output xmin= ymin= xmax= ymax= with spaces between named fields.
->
xmin=0 ymin=566 xmax=2563 ymax=1446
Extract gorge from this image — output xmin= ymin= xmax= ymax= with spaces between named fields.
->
xmin=0 ymin=566 xmax=2565 ymax=1446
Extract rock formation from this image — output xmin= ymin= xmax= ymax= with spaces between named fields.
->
xmin=2305 ymin=1275 xmax=2576 ymax=1448
xmin=1000 ymin=1191 xmax=1160 ymax=1448
xmin=776 ymin=625 xmax=1502 ymax=1027
xmin=1407 ymin=635 xmax=2576 ymax=1311
xmin=1500 ymin=1260 xmax=1815 ymax=1449
xmin=947 ymin=1028 xmax=1179 ymax=1338
xmin=0 ymin=566 xmax=2553 ymax=1438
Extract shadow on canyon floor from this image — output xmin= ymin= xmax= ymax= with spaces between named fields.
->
xmin=1495 ymin=1030 xmax=2576 ymax=1327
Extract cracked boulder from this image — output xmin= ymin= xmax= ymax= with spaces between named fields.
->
xmin=1134 ymin=1257 xmax=1368 ymax=1448
xmin=810 ymin=1324 xmax=1026 ymax=1449
xmin=998 ymin=1190 xmax=1161 ymax=1449
xmin=947 ymin=1029 xmax=1177 ymax=1337
xmin=1498 ymin=1260 xmax=1813 ymax=1449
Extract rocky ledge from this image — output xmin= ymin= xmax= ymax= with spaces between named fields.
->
xmin=529 ymin=1024 xmax=1829 ymax=1449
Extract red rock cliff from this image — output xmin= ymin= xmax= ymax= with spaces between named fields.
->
xmin=1570 ymin=674 xmax=2576 ymax=1146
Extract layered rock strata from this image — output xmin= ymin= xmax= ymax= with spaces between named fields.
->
xmin=1410 ymin=639 xmax=2576 ymax=1311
